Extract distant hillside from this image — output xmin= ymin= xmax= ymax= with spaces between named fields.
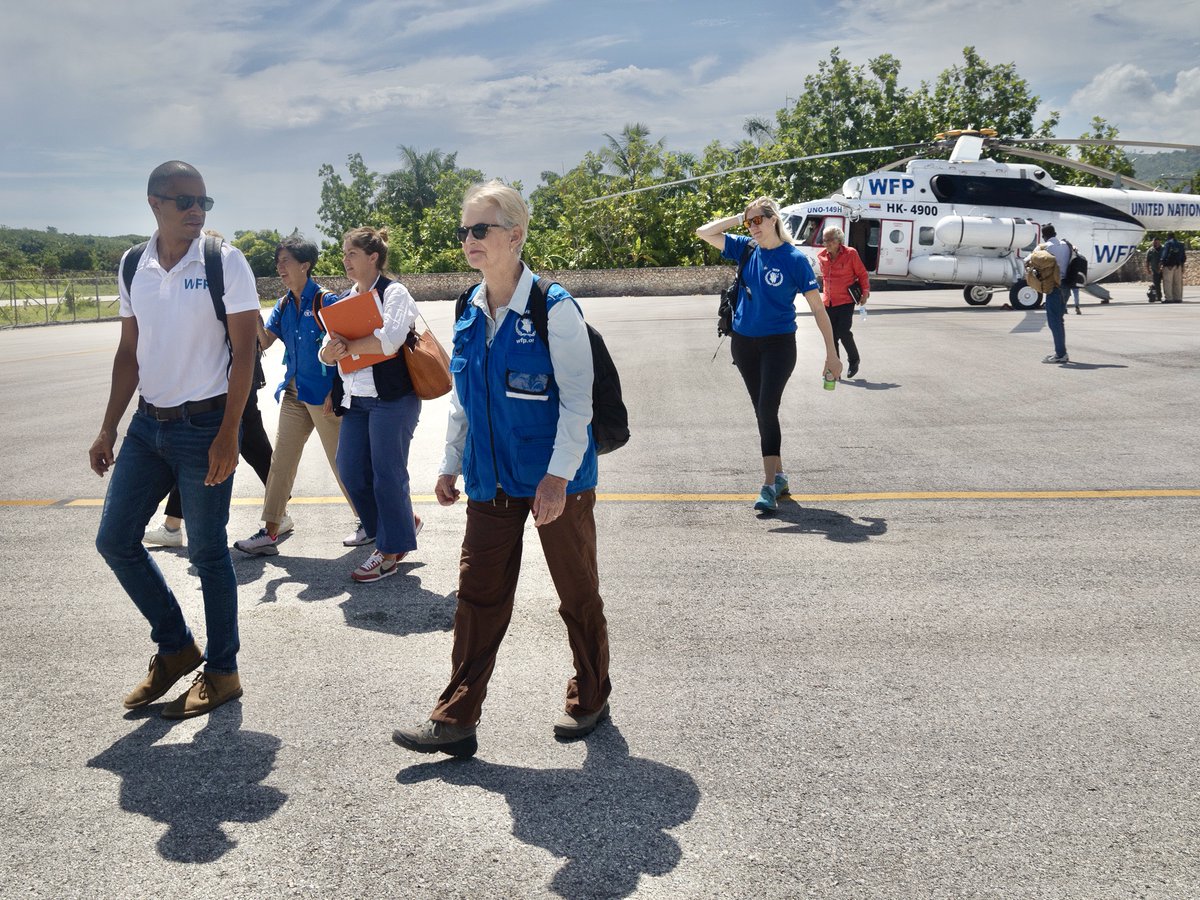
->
xmin=1128 ymin=149 xmax=1200 ymax=187
xmin=0 ymin=226 xmax=148 ymax=278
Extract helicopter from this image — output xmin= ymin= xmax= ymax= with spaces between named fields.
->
xmin=589 ymin=128 xmax=1200 ymax=309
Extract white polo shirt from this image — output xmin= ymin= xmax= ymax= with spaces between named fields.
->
xmin=118 ymin=232 xmax=259 ymax=408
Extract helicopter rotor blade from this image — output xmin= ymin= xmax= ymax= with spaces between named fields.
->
xmin=1003 ymin=137 xmax=1200 ymax=152
xmin=583 ymin=142 xmax=931 ymax=203
xmin=993 ymin=144 xmax=1159 ymax=190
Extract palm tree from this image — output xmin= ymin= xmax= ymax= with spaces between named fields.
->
xmin=600 ymin=123 xmax=666 ymax=190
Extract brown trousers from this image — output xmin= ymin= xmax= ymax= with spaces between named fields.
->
xmin=432 ymin=488 xmax=611 ymax=726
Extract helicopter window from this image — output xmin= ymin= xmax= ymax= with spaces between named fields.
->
xmin=918 ymin=227 xmax=935 ymax=246
xmin=889 ymin=229 xmax=905 ymax=244
xmin=796 ymin=217 xmax=822 ymax=245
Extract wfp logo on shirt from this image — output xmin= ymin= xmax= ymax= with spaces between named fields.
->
xmin=515 ymin=315 xmax=536 ymax=344
xmin=184 ymin=277 xmax=209 ymax=290
xmin=764 ymin=268 xmax=784 ymax=287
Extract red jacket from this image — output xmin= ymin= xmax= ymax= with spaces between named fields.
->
xmin=817 ymin=245 xmax=869 ymax=307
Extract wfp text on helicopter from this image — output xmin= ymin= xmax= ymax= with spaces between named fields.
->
xmin=589 ymin=128 xmax=1200 ymax=309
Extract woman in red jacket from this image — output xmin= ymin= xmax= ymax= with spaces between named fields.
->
xmin=817 ymin=226 xmax=870 ymax=379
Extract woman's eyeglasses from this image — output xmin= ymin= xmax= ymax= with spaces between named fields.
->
xmin=456 ymin=223 xmax=510 ymax=242
xmin=153 ymin=193 xmax=215 ymax=212
xmin=745 ymin=213 xmax=772 ymax=227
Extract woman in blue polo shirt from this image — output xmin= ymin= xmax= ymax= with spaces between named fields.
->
xmin=697 ymin=196 xmax=841 ymax=512
xmin=234 ymin=235 xmax=358 ymax=556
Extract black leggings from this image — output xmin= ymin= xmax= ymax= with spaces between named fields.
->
xmin=826 ymin=303 xmax=859 ymax=366
xmin=163 ymin=387 xmax=273 ymax=520
xmin=730 ymin=331 xmax=797 ymax=458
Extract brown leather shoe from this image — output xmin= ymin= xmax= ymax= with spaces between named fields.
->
xmin=161 ymin=671 xmax=243 ymax=719
xmin=122 ymin=643 xmax=204 ymax=709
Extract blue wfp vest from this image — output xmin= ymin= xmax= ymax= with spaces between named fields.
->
xmin=451 ymin=280 xmax=598 ymax=501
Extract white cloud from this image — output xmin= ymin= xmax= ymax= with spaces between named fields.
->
xmin=1069 ymin=65 xmax=1200 ymax=144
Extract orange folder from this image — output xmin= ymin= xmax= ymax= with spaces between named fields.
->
xmin=316 ymin=290 xmax=397 ymax=374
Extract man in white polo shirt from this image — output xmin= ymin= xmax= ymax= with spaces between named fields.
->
xmin=90 ymin=160 xmax=260 ymax=719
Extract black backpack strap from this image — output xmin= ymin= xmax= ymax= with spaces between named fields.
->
xmin=455 ymin=283 xmax=481 ymax=322
xmin=201 ymin=234 xmax=235 ymax=375
xmin=120 ymin=241 xmax=149 ymax=296
xmin=527 ymin=276 xmax=556 ymax=347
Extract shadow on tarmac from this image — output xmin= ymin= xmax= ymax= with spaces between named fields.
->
xmin=837 ymin=378 xmax=901 ymax=390
xmin=230 ymin=551 xmax=457 ymax=636
xmin=395 ymin=724 xmax=699 ymax=899
xmin=764 ymin=502 xmax=887 ymax=543
xmin=87 ymin=704 xmax=285 ymax=863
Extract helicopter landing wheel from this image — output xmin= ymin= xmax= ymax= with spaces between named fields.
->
xmin=1009 ymin=282 xmax=1042 ymax=309
xmin=963 ymin=285 xmax=993 ymax=305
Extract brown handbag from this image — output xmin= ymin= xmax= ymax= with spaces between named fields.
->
xmin=403 ymin=313 xmax=453 ymax=400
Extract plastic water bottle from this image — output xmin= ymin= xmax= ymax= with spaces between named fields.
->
xmin=858 ymin=303 xmax=867 ymax=321
xmin=823 ymin=369 xmax=837 ymax=391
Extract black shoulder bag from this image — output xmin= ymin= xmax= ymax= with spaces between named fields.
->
xmin=718 ymin=241 xmax=755 ymax=337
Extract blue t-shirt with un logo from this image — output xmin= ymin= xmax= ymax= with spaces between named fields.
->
xmin=723 ymin=234 xmax=819 ymax=337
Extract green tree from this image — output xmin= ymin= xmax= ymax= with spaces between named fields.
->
xmin=924 ymin=47 xmax=1040 ymax=138
xmin=232 ymin=229 xmax=284 ymax=277
xmin=317 ymin=153 xmax=379 ymax=242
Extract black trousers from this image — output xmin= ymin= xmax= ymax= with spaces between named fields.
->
xmin=826 ymin=303 xmax=860 ymax=367
xmin=163 ymin=387 xmax=273 ymax=520
xmin=730 ymin=331 xmax=796 ymax=458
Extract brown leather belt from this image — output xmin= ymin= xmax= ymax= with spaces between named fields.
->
xmin=137 ymin=394 xmax=227 ymax=422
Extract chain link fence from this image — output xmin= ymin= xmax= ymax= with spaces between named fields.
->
xmin=0 ymin=275 xmax=121 ymax=327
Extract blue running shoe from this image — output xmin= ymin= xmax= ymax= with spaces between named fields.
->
xmin=774 ymin=472 xmax=790 ymax=498
xmin=753 ymin=484 xmax=778 ymax=512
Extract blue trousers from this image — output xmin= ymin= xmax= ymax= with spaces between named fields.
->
xmin=96 ymin=408 xmax=240 ymax=672
xmin=1045 ymin=287 xmax=1067 ymax=358
xmin=336 ymin=394 xmax=421 ymax=555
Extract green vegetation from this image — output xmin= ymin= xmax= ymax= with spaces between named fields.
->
xmin=5 ymin=47 xmax=1198 ymax=281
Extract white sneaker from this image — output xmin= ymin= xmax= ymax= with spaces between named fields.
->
xmin=143 ymin=524 xmax=183 ymax=547
xmin=276 ymin=514 xmax=294 ymax=536
xmin=233 ymin=527 xmax=279 ymax=556
xmin=343 ymin=522 xmax=375 ymax=547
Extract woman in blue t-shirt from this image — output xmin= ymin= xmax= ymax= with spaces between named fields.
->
xmin=697 ymin=196 xmax=841 ymax=512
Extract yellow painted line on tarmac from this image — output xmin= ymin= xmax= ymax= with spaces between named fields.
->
xmin=11 ymin=488 xmax=1200 ymax=509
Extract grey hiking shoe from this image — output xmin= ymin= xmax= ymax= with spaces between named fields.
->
xmin=553 ymin=702 xmax=610 ymax=739
xmin=234 ymin=527 xmax=279 ymax=556
xmin=392 ymin=719 xmax=478 ymax=758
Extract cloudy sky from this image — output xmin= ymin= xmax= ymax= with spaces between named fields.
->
xmin=2 ymin=0 xmax=1199 ymax=239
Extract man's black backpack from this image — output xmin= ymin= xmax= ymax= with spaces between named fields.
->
xmin=717 ymin=241 xmax=755 ymax=337
xmin=1064 ymin=242 xmax=1088 ymax=287
xmin=455 ymin=278 xmax=630 ymax=454
xmin=1162 ymin=241 xmax=1185 ymax=268
xmin=121 ymin=234 xmax=264 ymax=387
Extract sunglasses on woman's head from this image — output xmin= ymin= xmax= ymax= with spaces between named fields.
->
xmin=152 ymin=193 xmax=215 ymax=211
xmin=745 ymin=212 xmax=772 ymax=227
xmin=456 ymin=223 xmax=509 ymax=242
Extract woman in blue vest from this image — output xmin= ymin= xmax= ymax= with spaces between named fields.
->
xmin=318 ymin=226 xmax=422 ymax=582
xmin=392 ymin=181 xmax=611 ymax=758
xmin=697 ymin=196 xmax=841 ymax=512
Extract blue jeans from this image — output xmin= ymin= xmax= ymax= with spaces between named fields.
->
xmin=337 ymin=394 xmax=421 ymax=555
xmin=95 ymin=409 xmax=240 ymax=672
xmin=1044 ymin=287 xmax=1067 ymax=358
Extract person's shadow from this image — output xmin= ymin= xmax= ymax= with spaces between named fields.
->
xmin=86 ymin=705 xmax=286 ymax=863
xmin=396 ymin=725 xmax=700 ymax=899
xmin=235 ymin=552 xmax=456 ymax=637
xmin=766 ymin=502 xmax=887 ymax=543
xmin=837 ymin=378 xmax=901 ymax=390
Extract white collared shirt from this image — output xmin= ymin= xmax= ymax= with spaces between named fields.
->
xmin=328 ymin=274 xmax=419 ymax=404
xmin=118 ymin=231 xmax=259 ymax=408
xmin=440 ymin=264 xmax=594 ymax=482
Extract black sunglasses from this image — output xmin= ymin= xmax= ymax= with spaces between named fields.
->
xmin=153 ymin=193 xmax=215 ymax=212
xmin=456 ymin=223 xmax=509 ymax=242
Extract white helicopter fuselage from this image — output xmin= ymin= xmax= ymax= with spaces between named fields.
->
xmin=782 ymin=146 xmax=1200 ymax=307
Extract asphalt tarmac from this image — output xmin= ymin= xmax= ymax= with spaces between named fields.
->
xmin=1 ymin=284 xmax=1197 ymax=899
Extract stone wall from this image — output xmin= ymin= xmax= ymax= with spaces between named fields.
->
xmin=255 ymin=255 xmax=1197 ymax=301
